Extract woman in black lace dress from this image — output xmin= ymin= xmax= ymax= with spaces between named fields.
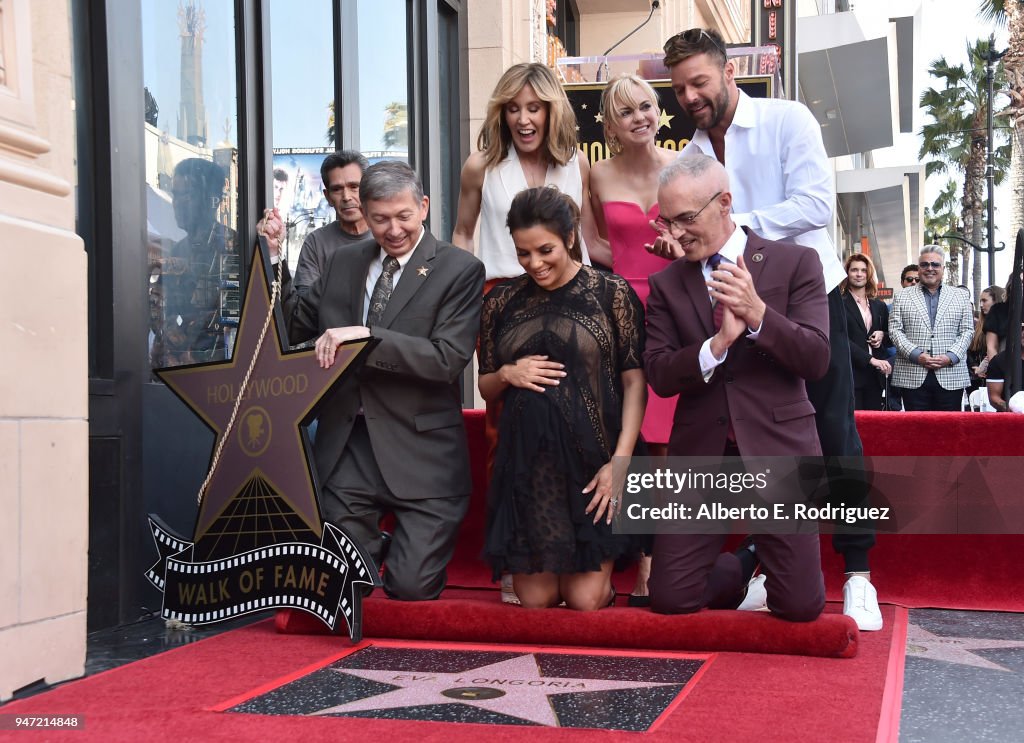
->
xmin=479 ymin=187 xmax=647 ymax=611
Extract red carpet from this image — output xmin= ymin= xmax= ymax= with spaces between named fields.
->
xmin=277 ymin=588 xmax=858 ymax=658
xmin=0 ymin=609 xmax=898 ymax=742
xmin=449 ymin=410 xmax=1024 ymax=612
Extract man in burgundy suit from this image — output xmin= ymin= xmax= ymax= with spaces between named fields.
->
xmin=643 ymin=154 xmax=828 ymax=621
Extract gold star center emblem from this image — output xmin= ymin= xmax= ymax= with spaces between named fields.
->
xmin=658 ymin=110 xmax=674 ymax=131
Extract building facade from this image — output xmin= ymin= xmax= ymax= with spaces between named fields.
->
xmin=1 ymin=0 xmax=920 ymax=700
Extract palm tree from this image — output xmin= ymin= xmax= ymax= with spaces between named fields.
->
xmin=382 ymin=102 xmax=408 ymax=150
xmin=326 ymin=100 xmax=336 ymax=146
xmin=978 ymin=0 xmax=1024 ymax=248
xmin=925 ymin=179 xmax=964 ymax=282
xmin=919 ymin=38 xmax=1011 ymax=300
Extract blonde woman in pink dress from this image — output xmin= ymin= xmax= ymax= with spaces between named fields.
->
xmin=589 ymin=73 xmax=678 ymax=605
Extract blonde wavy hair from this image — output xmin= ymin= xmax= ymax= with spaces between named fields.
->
xmin=477 ymin=63 xmax=579 ymax=170
xmin=599 ymin=73 xmax=661 ymax=156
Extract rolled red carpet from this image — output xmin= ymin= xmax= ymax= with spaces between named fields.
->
xmin=276 ymin=598 xmax=858 ymax=658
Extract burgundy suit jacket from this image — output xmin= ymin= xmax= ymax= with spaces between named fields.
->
xmin=644 ymin=228 xmax=829 ymax=457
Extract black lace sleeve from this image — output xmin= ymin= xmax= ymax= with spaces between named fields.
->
xmin=606 ymin=273 xmax=645 ymax=372
xmin=478 ymin=282 xmax=514 ymax=375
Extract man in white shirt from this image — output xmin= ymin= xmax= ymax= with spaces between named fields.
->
xmin=649 ymin=28 xmax=881 ymax=631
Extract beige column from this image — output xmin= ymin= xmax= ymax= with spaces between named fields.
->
xmin=0 ymin=0 xmax=88 ymax=701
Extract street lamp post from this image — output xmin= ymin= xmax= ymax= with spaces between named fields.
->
xmin=934 ymin=233 xmax=1004 ymax=293
xmin=984 ymin=35 xmax=1006 ymax=288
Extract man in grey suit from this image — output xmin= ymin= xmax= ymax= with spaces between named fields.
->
xmin=273 ymin=160 xmax=485 ymax=600
xmin=889 ymin=245 xmax=974 ymax=411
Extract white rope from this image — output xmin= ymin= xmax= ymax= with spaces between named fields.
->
xmin=196 ymin=256 xmax=285 ymax=506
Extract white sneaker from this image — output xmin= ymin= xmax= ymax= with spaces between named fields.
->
xmin=500 ymin=574 xmax=520 ymax=605
xmin=737 ymin=574 xmax=769 ymax=612
xmin=843 ymin=575 xmax=883 ymax=631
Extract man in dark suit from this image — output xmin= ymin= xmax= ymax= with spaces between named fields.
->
xmin=272 ymin=160 xmax=485 ymax=601
xmin=644 ymin=154 xmax=828 ymax=621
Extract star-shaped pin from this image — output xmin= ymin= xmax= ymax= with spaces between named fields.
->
xmin=157 ymin=245 xmax=374 ymax=559
xmin=595 ymin=112 xmax=604 ymax=124
xmin=658 ymin=110 xmax=674 ymax=131
xmin=906 ymin=623 xmax=1024 ymax=672
xmin=315 ymin=653 xmax=675 ymax=726
xmin=416 ymin=265 xmax=429 ymax=277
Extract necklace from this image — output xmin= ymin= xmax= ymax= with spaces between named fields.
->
xmin=520 ymin=157 xmax=547 ymax=189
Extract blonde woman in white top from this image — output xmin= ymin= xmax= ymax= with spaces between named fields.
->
xmin=453 ymin=62 xmax=608 ymax=285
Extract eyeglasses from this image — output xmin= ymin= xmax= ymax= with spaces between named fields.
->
xmin=663 ymin=28 xmax=728 ymax=58
xmin=918 ymin=261 xmax=943 ymax=269
xmin=654 ymin=191 xmax=722 ymax=235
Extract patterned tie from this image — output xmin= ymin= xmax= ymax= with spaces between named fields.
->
xmin=707 ymin=252 xmax=735 ymax=442
xmin=707 ymin=252 xmax=725 ymax=331
xmin=366 ymin=255 xmax=400 ymax=326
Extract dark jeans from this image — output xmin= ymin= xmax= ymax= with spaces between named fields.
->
xmin=898 ymin=371 xmax=965 ymax=412
xmin=805 ymin=288 xmax=874 ymax=573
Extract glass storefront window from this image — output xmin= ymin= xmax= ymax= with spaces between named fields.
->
xmin=269 ymin=0 xmax=335 ymax=273
xmin=142 ymin=0 xmax=240 ymax=370
xmin=355 ymin=0 xmax=409 ymax=163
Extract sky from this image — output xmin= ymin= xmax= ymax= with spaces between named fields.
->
xmin=141 ymin=0 xmax=408 ymax=154
xmin=853 ymin=0 xmax=1015 ymax=287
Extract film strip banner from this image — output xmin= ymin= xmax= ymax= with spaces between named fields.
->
xmin=146 ymin=516 xmax=380 ymax=642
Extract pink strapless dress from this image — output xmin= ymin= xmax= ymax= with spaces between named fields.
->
xmin=603 ymin=201 xmax=677 ymax=445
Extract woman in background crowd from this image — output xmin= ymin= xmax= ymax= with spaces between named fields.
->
xmin=840 ymin=253 xmax=891 ymax=410
xmin=479 ymin=187 xmax=645 ymax=611
xmin=983 ymin=283 xmax=1010 ymax=358
xmin=587 ymin=73 xmax=676 ymax=605
xmin=970 ymin=285 xmax=1006 ymax=392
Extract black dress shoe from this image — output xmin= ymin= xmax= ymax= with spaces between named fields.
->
xmin=627 ymin=594 xmax=651 ymax=608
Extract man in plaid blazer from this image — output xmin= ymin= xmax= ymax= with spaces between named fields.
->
xmin=888 ymin=246 xmax=975 ymax=411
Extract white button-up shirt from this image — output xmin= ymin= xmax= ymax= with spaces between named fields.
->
xmin=681 ymin=90 xmax=845 ymax=292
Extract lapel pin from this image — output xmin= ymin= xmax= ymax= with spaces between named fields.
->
xmin=416 ymin=266 xmax=430 ymax=277
xmin=752 ymin=253 xmax=764 ymax=263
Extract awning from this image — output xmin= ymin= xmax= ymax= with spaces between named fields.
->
xmin=836 ymin=166 xmax=924 ymax=288
xmin=797 ymin=11 xmax=915 ymax=157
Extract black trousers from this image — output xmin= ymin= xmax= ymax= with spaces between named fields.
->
xmin=805 ymin=287 xmax=875 ymax=573
xmin=854 ymin=383 xmax=884 ymax=411
xmin=898 ymin=371 xmax=965 ymax=412
xmin=321 ymin=417 xmax=469 ymax=601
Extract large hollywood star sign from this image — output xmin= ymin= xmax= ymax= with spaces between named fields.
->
xmin=146 ymin=240 xmax=380 ymax=642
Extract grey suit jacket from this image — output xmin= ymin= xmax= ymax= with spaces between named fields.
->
xmin=888 ymin=284 xmax=973 ymax=391
xmin=284 ymin=230 xmax=485 ymax=499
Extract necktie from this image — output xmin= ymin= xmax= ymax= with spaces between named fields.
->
xmin=708 ymin=253 xmax=725 ymax=331
xmin=366 ymin=255 xmax=400 ymax=325
xmin=707 ymin=252 xmax=735 ymax=442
